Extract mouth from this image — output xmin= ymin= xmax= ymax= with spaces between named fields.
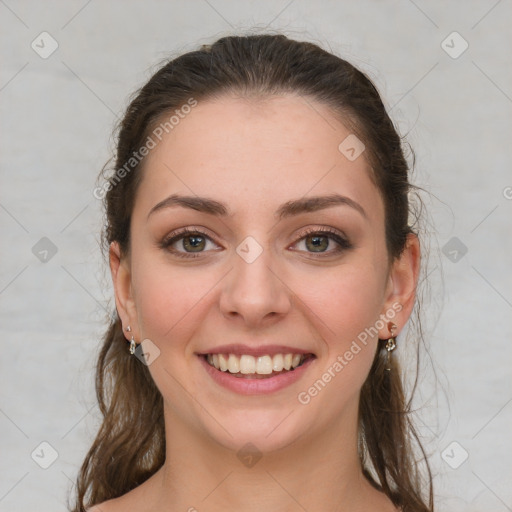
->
xmin=199 ymin=352 xmax=317 ymax=379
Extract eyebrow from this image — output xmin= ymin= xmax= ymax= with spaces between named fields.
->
xmin=147 ymin=193 xmax=367 ymax=221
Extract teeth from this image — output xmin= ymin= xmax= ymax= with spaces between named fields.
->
xmin=228 ymin=354 xmax=239 ymax=373
xmin=218 ymin=354 xmax=229 ymax=371
xmin=255 ymin=355 xmax=273 ymax=374
xmin=272 ymin=353 xmax=284 ymax=371
xmin=206 ymin=353 xmax=308 ymax=374
xmin=240 ymin=355 xmax=256 ymax=374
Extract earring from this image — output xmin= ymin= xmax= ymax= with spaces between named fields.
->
xmin=385 ymin=322 xmax=397 ymax=371
xmin=129 ymin=335 xmax=137 ymax=355
xmin=125 ymin=325 xmax=137 ymax=355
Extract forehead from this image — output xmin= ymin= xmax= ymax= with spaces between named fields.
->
xmin=134 ymin=94 xmax=383 ymax=223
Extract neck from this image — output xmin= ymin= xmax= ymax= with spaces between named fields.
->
xmin=142 ymin=400 xmax=394 ymax=512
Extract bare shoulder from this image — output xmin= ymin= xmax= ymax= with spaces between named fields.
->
xmin=85 ymin=470 xmax=161 ymax=512
xmin=86 ymin=498 xmax=119 ymax=512
xmin=85 ymin=484 xmax=153 ymax=512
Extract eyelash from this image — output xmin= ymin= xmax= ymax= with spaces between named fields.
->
xmin=159 ymin=226 xmax=353 ymax=259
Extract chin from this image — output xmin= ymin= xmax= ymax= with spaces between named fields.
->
xmin=205 ymin=411 xmax=306 ymax=455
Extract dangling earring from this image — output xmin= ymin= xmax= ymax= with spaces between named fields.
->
xmin=129 ymin=335 xmax=137 ymax=355
xmin=385 ymin=322 xmax=397 ymax=371
xmin=125 ymin=325 xmax=136 ymax=355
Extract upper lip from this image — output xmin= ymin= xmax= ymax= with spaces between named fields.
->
xmin=196 ymin=344 xmax=315 ymax=357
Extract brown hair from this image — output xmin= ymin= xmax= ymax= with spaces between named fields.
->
xmin=70 ymin=33 xmax=433 ymax=511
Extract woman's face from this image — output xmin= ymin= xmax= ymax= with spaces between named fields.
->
xmin=111 ymin=94 xmax=417 ymax=453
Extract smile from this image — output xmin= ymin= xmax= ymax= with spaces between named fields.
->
xmin=198 ymin=353 xmax=317 ymax=395
xmin=204 ymin=352 xmax=314 ymax=378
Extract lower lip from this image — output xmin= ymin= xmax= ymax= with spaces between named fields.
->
xmin=197 ymin=355 xmax=316 ymax=395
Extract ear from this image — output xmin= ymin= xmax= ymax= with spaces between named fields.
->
xmin=109 ymin=241 xmax=137 ymax=340
xmin=378 ymin=233 xmax=420 ymax=338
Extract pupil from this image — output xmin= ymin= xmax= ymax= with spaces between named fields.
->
xmin=184 ymin=235 xmax=205 ymax=252
xmin=307 ymin=235 xmax=328 ymax=252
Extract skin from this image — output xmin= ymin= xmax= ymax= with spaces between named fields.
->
xmin=94 ymin=94 xmax=419 ymax=512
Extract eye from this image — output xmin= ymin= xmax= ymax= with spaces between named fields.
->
xmin=291 ymin=227 xmax=352 ymax=255
xmin=160 ymin=228 xmax=220 ymax=258
xmin=160 ymin=226 xmax=352 ymax=259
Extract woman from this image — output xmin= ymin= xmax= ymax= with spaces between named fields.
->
xmin=72 ymin=34 xmax=433 ymax=512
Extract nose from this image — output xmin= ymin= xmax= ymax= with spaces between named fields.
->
xmin=219 ymin=243 xmax=292 ymax=328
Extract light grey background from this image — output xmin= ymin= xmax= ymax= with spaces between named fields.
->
xmin=1 ymin=1 xmax=511 ymax=511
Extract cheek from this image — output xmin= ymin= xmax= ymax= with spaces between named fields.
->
xmin=295 ymin=262 xmax=386 ymax=339
xmin=289 ymin=263 xmax=385 ymax=391
xmin=131 ymin=256 xmax=219 ymax=350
